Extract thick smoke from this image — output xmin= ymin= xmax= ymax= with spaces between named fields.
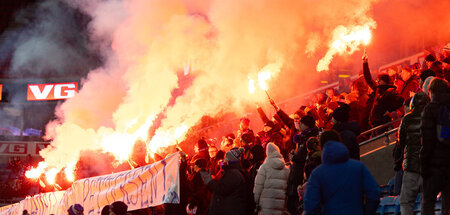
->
xmin=30 ymin=0 xmax=450 ymax=175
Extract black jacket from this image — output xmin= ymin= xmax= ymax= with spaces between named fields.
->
xmin=363 ymin=62 xmax=404 ymax=126
xmin=333 ymin=121 xmax=361 ymax=160
xmin=420 ymin=91 xmax=450 ymax=177
xmin=207 ymin=162 xmax=248 ymax=215
xmin=397 ymin=109 xmax=422 ymax=173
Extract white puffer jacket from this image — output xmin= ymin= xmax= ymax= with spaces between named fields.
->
xmin=254 ymin=143 xmax=290 ymax=215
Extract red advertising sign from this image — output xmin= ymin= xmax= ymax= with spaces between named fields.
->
xmin=27 ymin=82 xmax=78 ymax=101
xmin=0 ymin=142 xmax=27 ymax=154
xmin=0 ymin=84 xmax=2 ymax=101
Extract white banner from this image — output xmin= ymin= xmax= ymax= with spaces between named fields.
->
xmin=0 ymin=152 xmax=180 ymax=215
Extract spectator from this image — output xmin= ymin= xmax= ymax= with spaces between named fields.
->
xmin=422 ymin=76 xmax=434 ymax=95
xmin=200 ymin=148 xmax=248 ymax=215
xmin=303 ymin=141 xmax=380 ymax=215
xmin=195 ymin=139 xmax=210 ymax=163
xmin=398 ymin=67 xmax=420 ymax=100
xmin=254 ymin=143 xmax=289 ymax=215
xmin=237 ymin=117 xmax=254 ymax=140
xmin=419 ymin=69 xmax=436 ymax=88
xmin=101 ymin=206 xmax=110 ymax=215
xmin=362 ymin=53 xmax=404 ymax=128
xmin=260 ymin=121 xmax=283 ymax=150
xmin=397 ymin=92 xmax=430 ymax=214
xmin=110 ymin=201 xmax=128 ymax=215
xmin=22 ymin=210 xmax=29 ymax=215
xmin=188 ymin=157 xmax=210 ymax=215
xmin=424 ymin=54 xmax=436 ymax=69
xmin=67 ymin=204 xmax=84 ymax=215
xmin=287 ymin=115 xmax=320 ymax=215
xmin=165 ymin=151 xmax=189 ymax=215
xmin=331 ymin=104 xmax=361 ymax=160
xmin=420 ymin=78 xmax=450 ymax=215
xmin=220 ymin=133 xmax=235 ymax=153
xmin=305 ymin=137 xmax=321 ymax=166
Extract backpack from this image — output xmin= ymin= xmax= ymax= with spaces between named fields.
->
xmin=437 ymin=105 xmax=450 ymax=145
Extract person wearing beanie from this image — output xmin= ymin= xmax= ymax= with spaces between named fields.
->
xmin=394 ymin=92 xmax=430 ymax=214
xmin=420 ymin=78 xmax=450 ymax=214
xmin=110 ymin=201 xmax=128 ymax=215
xmin=101 ymin=205 xmax=110 ymax=215
xmin=287 ymin=115 xmax=320 ymax=215
xmin=188 ymin=156 xmax=211 ymax=215
xmin=420 ymin=69 xmax=436 ymax=87
xmin=362 ymin=51 xmax=404 ymax=128
xmin=260 ymin=121 xmax=283 ymax=150
xmin=332 ymin=104 xmax=361 ymax=160
xmin=67 ymin=204 xmax=84 ymax=215
xmin=254 ymin=143 xmax=290 ymax=215
xmin=238 ymin=117 xmax=255 ymax=142
xmin=398 ymin=67 xmax=420 ymax=100
xmin=199 ymin=147 xmax=249 ymax=215
xmin=195 ymin=139 xmax=210 ymax=164
xmin=304 ymin=141 xmax=380 ymax=215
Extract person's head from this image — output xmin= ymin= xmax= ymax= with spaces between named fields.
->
xmin=249 ymin=145 xmax=265 ymax=163
xmin=306 ymin=137 xmax=320 ymax=153
xmin=319 ymin=130 xmax=342 ymax=148
xmin=224 ymin=147 xmax=244 ymax=164
xmin=263 ymin=121 xmax=275 ymax=133
xmin=400 ymin=67 xmax=413 ymax=81
xmin=241 ymin=132 xmax=255 ymax=147
xmin=101 ymin=206 xmax=110 ymax=215
xmin=195 ymin=139 xmax=208 ymax=153
xmin=326 ymin=88 xmax=335 ymax=98
xmin=377 ymin=72 xmax=391 ymax=85
xmin=67 ymin=204 xmax=84 ymax=215
xmin=239 ymin=117 xmax=250 ymax=131
xmin=410 ymin=92 xmax=430 ymax=113
xmin=425 ymin=54 xmax=436 ymax=67
xmin=430 ymin=61 xmax=443 ymax=74
xmin=109 ymin=201 xmax=128 ymax=215
xmin=331 ymin=104 xmax=350 ymax=124
xmin=208 ymin=145 xmax=218 ymax=158
xmin=22 ymin=210 xmax=29 ymax=215
xmin=428 ymin=78 xmax=449 ymax=99
xmin=299 ymin=115 xmax=315 ymax=131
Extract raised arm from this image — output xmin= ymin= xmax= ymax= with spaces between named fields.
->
xmin=363 ymin=53 xmax=377 ymax=91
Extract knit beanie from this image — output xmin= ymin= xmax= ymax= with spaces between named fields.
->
xmin=225 ymin=148 xmax=244 ymax=163
xmin=197 ymin=139 xmax=209 ymax=151
xmin=249 ymin=145 xmax=265 ymax=163
xmin=68 ymin=204 xmax=84 ymax=215
xmin=194 ymin=157 xmax=208 ymax=169
xmin=420 ymin=69 xmax=435 ymax=83
xmin=110 ymin=201 xmax=128 ymax=215
xmin=300 ymin=115 xmax=315 ymax=128
xmin=332 ymin=104 xmax=350 ymax=122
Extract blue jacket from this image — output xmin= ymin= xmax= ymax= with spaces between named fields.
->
xmin=304 ymin=141 xmax=380 ymax=215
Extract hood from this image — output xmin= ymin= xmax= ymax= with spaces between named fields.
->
xmin=265 ymin=143 xmax=285 ymax=169
xmin=333 ymin=121 xmax=360 ymax=135
xmin=322 ymin=141 xmax=349 ymax=164
xmin=432 ymin=92 xmax=450 ymax=106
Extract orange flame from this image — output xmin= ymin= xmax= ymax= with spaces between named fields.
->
xmin=248 ymin=79 xmax=256 ymax=94
xmin=25 ymin=162 xmax=48 ymax=179
xmin=258 ymin=70 xmax=272 ymax=91
xmin=317 ymin=20 xmax=376 ymax=72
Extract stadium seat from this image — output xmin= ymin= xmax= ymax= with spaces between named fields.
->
xmin=377 ymin=196 xmax=400 ymax=215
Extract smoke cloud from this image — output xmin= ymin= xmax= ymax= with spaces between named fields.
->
xmin=12 ymin=0 xmax=448 ymax=176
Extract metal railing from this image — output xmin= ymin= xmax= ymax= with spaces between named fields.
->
xmin=359 ymin=127 xmax=399 ymax=147
xmin=359 ymin=118 xmax=402 ymax=137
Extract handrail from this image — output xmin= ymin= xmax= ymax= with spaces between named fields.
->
xmin=359 ymin=118 xmax=402 ymax=137
xmin=359 ymin=127 xmax=399 ymax=147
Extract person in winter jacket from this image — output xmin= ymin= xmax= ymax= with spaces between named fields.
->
xmin=362 ymin=53 xmax=404 ymax=128
xmin=398 ymin=67 xmax=420 ymax=100
xmin=305 ymin=137 xmax=321 ymax=166
xmin=304 ymin=141 xmax=380 ymax=215
xmin=331 ymin=104 xmax=361 ymax=160
xmin=396 ymin=92 xmax=430 ymax=214
xmin=420 ymin=78 xmax=450 ymax=215
xmin=200 ymin=148 xmax=248 ymax=215
xmin=260 ymin=121 xmax=284 ymax=150
xmin=287 ymin=115 xmax=320 ymax=215
xmin=254 ymin=143 xmax=290 ymax=215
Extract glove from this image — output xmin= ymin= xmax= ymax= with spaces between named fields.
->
xmin=200 ymin=170 xmax=213 ymax=184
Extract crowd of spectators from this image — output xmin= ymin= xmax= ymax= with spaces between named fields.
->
xmin=7 ymin=44 xmax=450 ymax=214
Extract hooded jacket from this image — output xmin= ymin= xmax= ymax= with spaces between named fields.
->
xmin=333 ymin=121 xmax=361 ymax=160
xmin=304 ymin=141 xmax=380 ymax=215
xmin=254 ymin=143 xmax=290 ymax=215
xmin=420 ymin=91 xmax=450 ymax=177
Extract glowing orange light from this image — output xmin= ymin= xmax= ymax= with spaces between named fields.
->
xmin=258 ymin=70 xmax=272 ymax=91
xmin=248 ymin=79 xmax=256 ymax=94
xmin=25 ymin=162 xmax=48 ymax=179
xmin=317 ymin=20 xmax=376 ymax=72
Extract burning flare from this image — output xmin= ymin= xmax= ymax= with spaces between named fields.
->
xmin=316 ymin=19 xmax=376 ymax=72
